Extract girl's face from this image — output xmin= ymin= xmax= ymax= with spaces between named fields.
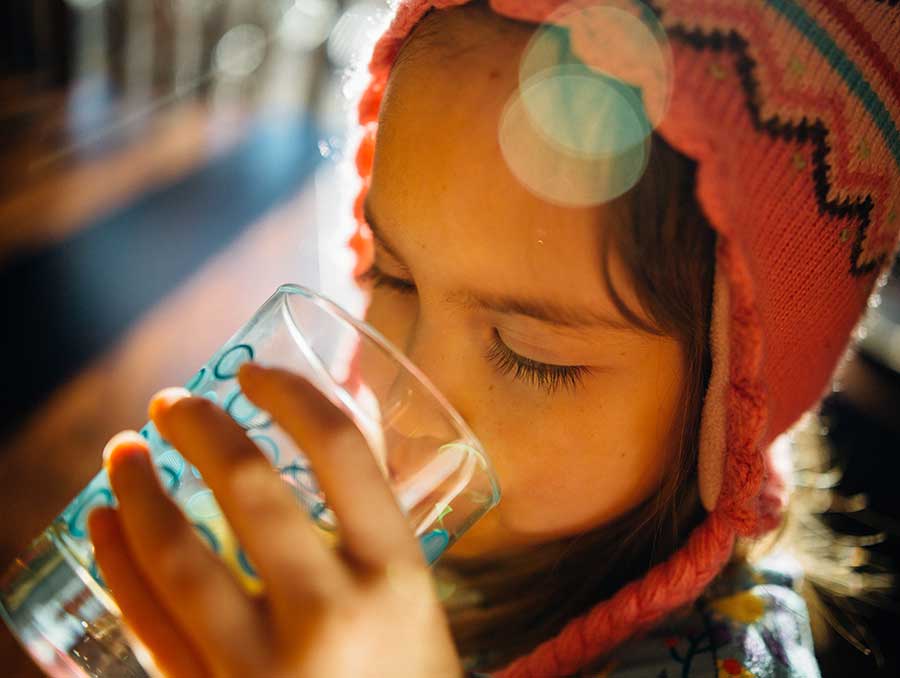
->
xmin=361 ymin=6 xmax=685 ymax=558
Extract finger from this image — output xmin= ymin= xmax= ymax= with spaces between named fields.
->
xmin=88 ymin=507 xmax=210 ymax=678
xmin=147 ymin=389 xmax=348 ymax=619
xmin=237 ymin=363 xmax=424 ymax=570
xmin=104 ymin=431 xmax=268 ymax=674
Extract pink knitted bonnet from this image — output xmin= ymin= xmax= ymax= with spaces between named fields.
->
xmin=345 ymin=1 xmax=900 ymax=675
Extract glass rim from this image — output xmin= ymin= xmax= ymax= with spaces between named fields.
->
xmin=275 ymin=283 xmax=501 ymax=506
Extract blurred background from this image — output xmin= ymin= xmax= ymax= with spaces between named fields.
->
xmin=0 ymin=1 xmax=384 ymax=674
xmin=0 ymin=1 xmax=898 ymax=677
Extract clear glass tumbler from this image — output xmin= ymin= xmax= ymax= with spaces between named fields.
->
xmin=0 ymin=284 xmax=500 ymax=678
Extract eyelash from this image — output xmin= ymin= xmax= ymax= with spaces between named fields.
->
xmin=357 ymin=263 xmax=417 ymax=294
xmin=485 ymin=330 xmax=591 ymax=395
xmin=358 ymin=263 xmax=590 ymax=395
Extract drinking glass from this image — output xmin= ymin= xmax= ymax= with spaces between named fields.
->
xmin=0 ymin=284 xmax=500 ymax=678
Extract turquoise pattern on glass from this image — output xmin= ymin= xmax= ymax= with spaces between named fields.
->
xmin=237 ymin=548 xmax=257 ymax=578
xmin=65 ymin=486 xmax=114 ymax=539
xmin=185 ymin=367 xmax=207 ymax=391
xmin=52 ymin=334 xmax=345 ymax=593
xmin=279 ymin=460 xmax=320 ymax=496
xmin=419 ymin=529 xmax=450 ymax=565
xmin=156 ymin=449 xmax=185 ymax=493
xmin=308 ymin=501 xmax=338 ymax=531
xmin=2 ymin=284 xmax=499 ymax=678
xmin=193 ymin=523 xmax=220 ymax=554
xmin=214 ymin=344 xmax=254 ymax=379
xmin=45 ymin=285 xmax=495 ymax=605
xmin=223 ymin=387 xmax=271 ymax=430
xmin=88 ymin=558 xmax=105 ymax=589
xmin=250 ymin=434 xmax=280 ymax=465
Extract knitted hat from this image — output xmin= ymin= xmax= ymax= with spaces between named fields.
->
xmin=345 ymin=1 xmax=900 ymax=675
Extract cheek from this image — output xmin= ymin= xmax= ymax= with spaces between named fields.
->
xmin=486 ymin=424 xmax=666 ymax=539
xmin=478 ymin=364 xmax=682 ymax=541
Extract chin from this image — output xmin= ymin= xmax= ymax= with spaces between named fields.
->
xmin=442 ymin=510 xmax=543 ymax=560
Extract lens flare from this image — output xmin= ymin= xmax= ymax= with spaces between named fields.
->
xmin=499 ymin=0 xmax=672 ymax=206
xmin=498 ymin=71 xmax=650 ymax=206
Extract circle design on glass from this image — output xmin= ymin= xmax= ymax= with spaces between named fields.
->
xmin=250 ymin=434 xmax=280 ymax=465
xmin=214 ymin=344 xmax=254 ymax=380
xmin=280 ymin=461 xmax=320 ymax=496
xmin=156 ymin=450 xmax=185 ymax=493
xmin=224 ymin=388 xmax=272 ymax=430
xmin=139 ymin=423 xmax=164 ymax=447
xmin=67 ymin=487 xmax=114 ymax=538
xmin=186 ymin=490 xmax=221 ymax=521
xmin=309 ymin=501 xmax=338 ymax=531
xmin=193 ymin=523 xmax=220 ymax=553
xmin=185 ymin=366 xmax=208 ymax=392
xmin=158 ymin=466 xmax=180 ymax=493
xmin=88 ymin=558 xmax=106 ymax=589
xmin=237 ymin=548 xmax=258 ymax=578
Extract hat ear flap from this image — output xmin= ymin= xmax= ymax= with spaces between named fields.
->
xmin=698 ymin=258 xmax=730 ymax=512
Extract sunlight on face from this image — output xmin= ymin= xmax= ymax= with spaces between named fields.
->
xmin=361 ymin=4 xmax=685 ymax=558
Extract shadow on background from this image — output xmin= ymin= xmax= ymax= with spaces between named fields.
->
xmin=0 ymin=1 xmax=370 ymax=675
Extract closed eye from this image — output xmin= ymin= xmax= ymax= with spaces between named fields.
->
xmin=356 ymin=263 xmax=417 ymax=294
xmin=486 ymin=329 xmax=591 ymax=395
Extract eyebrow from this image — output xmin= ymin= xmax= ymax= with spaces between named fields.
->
xmin=363 ymin=197 xmax=634 ymax=331
xmin=446 ymin=289 xmax=635 ymax=331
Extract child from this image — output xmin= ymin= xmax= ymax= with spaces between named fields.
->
xmin=90 ymin=1 xmax=900 ymax=676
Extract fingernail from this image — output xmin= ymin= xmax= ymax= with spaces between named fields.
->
xmin=102 ymin=430 xmax=148 ymax=468
xmin=148 ymin=386 xmax=191 ymax=421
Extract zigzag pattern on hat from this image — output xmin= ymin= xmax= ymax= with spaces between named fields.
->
xmin=657 ymin=0 xmax=900 ymax=275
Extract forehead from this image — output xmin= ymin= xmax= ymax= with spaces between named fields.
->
xmin=370 ymin=6 xmax=630 ymax=308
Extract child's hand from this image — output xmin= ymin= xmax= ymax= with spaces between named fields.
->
xmin=88 ymin=363 xmax=462 ymax=678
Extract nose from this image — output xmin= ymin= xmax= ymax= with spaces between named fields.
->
xmin=378 ymin=316 xmax=473 ymax=447
xmin=398 ymin=318 xmax=470 ymax=419
xmin=377 ymin=319 xmax=480 ymax=501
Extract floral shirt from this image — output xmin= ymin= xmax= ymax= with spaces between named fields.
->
xmin=468 ymin=553 xmax=820 ymax=678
